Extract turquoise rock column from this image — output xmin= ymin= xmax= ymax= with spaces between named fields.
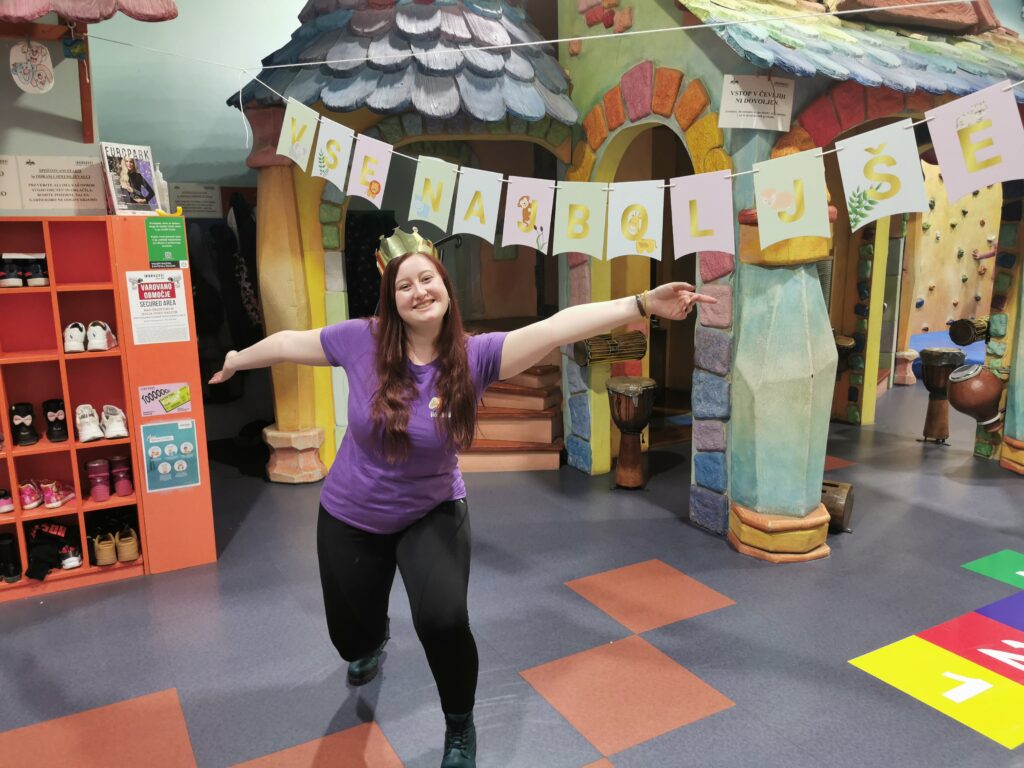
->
xmin=1000 ymin=246 xmax=1024 ymax=474
xmin=731 ymin=264 xmax=838 ymax=516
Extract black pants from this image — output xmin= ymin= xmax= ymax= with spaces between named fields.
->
xmin=316 ymin=499 xmax=477 ymax=714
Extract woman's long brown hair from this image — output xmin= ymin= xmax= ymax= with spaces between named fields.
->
xmin=371 ymin=252 xmax=477 ymax=462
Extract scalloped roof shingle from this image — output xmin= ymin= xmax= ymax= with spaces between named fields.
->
xmin=0 ymin=0 xmax=177 ymax=23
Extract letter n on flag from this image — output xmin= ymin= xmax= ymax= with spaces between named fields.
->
xmin=409 ymin=157 xmax=457 ymax=230
xmin=670 ymin=171 xmax=734 ymax=258
xmin=926 ymin=81 xmax=1024 ymax=202
xmin=276 ymin=98 xmax=319 ymax=173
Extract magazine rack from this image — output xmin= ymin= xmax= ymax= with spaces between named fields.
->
xmin=0 ymin=216 xmax=215 ymax=603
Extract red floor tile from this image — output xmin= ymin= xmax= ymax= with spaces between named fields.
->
xmin=565 ymin=559 xmax=734 ymax=633
xmin=0 ymin=688 xmax=196 ymax=767
xmin=520 ymin=634 xmax=734 ymax=756
xmin=231 ymin=722 xmax=402 ymax=768
xmin=825 ymin=455 xmax=856 ymax=471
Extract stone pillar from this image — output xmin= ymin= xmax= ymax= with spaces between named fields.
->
xmin=1000 ymin=233 xmax=1024 ymax=474
xmin=247 ymin=106 xmax=326 ymax=483
xmin=728 ymin=210 xmax=838 ymax=562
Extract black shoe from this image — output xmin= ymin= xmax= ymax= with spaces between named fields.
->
xmin=0 ymin=532 xmax=22 ymax=583
xmin=42 ymin=398 xmax=68 ymax=442
xmin=441 ymin=711 xmax=476 ymax=768
xmin=0 ymin=260 xmax=23 ymax=288
xmin=346 ymin=618 xmax=390 ymax=686
xmin=10 ymin=403 xmax=39 ymax=446
xmin=24 ymin=259 xmax=48 ymax=287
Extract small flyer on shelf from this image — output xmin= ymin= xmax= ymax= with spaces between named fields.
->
xmin=99 ymin=142 xmax=159 ymax=215
xmin=141 ymin=419 xmax=201 ymax=493
xmin=138 ymin=383 xmax=192 ymax=417
xmin=126 ymin=270 xmax=190 ymax=345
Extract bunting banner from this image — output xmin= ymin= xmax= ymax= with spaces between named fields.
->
xmin=926 ymin=81 xmax=1024 ymax=203
xmin=409 ymin=156 xmax=457 ymax=230
xmin=502 ymin=176 xmax=554 ymax=253
xmin=311 ymin=119 xmax=355 ymax=193
xmin=607 ymin=181 xmax=664 ymax=260
xmin=276 ymin=98 xmax=319 ymax=173
xmin=669 ymin=171 xmax=735 ymax=257
xmin=754 ymin=149 xmax=830 ymax=249
xmin=836 ymin=119 xmax=929 ymax=231
xmin=347 ymin=134 xmax=393 ymax=208
xmin=452 ymin=167 xmax=502 ymax=245
xmin=552 ymin=181 xmax=607 ymax=259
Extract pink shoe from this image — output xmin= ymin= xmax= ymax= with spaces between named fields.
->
xmin=40 ymin=479 xmax=76 ymax=509
xmin=18 ymin=480 xmax=42 ymax=510
xmin=86 ymin=458 xmax=110 ymax=502
xmin=109 ymin=455 xmax=133 ymax=497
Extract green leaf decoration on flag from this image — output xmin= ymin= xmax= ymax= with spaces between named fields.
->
xmin=317 ymin=151 xmax=328 ymax=177
xmin=847 ymin=185 xmax=881 ymax=229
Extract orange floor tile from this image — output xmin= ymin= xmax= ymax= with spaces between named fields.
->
xmin=582 ymin=759 xmax=616 ymax=768
xmin=825 ymin=455 xmax=856 ymax=471
xmin=231 ymin=722 xmax=403 ymax=768
xmin=565 ymin=559 xmax=735 ymax=633
xmin=520 ymin=634 xmax=734 ymax=756
xmin=0 ymin=689 xmax=196 ymax=767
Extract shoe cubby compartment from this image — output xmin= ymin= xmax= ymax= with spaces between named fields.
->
xmin=0 ymin=462 xmax=14 ymax=517
xmin=48 ymin=220 xmax=112 ymax=287
xmin=22 ymin=512 xmax=85 ymax=580
xmin=65 ymin=356 xmax=127 ymax=442
xmin=2 ymin=361 xmax=66 ymax=453
xmin=0 ymin=294 xmax=59 ymax=359
xmin=76 ymin=443 xmax=136 ymax=510
xmin=85 ymin=503 xmax=142 ymax=569
xmin=12 ymin=451 xmax=76 ymax=516
xmin=0 ymin=221 xmax=45 ymax=255
xmin=56 ymin=291 xmax=120 ymax=354
xmin=0 ymin=521 xmax=25 ymax=587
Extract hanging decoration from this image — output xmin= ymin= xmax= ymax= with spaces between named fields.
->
xmin=753 ymin=149 xmax=831 ymax=249
xmin=669 ymin=171 xmax=735 ymax=258
xmin=606 ymin=181 xmax=664 ymax=261
xmin=837 ymin=120 xmax=929 ymax=232
xmin=311 ymin=120 xmax=355 ymax=194
xmin=501 ymin=176 xmax=554 ymax=254
xmin=451 ymin=167 xmax=503 ymax=246
xmin=409 ymin=156 xmax=458 ymax=231
xmin=275 ymin=98 xmax=318 ymax=173
xmin=347 ymin=134 xmax=393 ymax=208
xmin=552 ymin=181 xmax=607 ymax=259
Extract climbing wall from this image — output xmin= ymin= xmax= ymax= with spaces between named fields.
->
xmin=901 ymin=163 xmax=1001 ymax=342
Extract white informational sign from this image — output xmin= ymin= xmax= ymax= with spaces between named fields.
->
xmin=169 ymin=183 xmax=223 ymax=218
xmin=719 ymin=75 xmax=794 ymax=132
xmin=126 ymin=270 xmax=191 ymax=346
xmin=0 ymin=156 xmax=20 ymax=210
xmin=16 ymin=156 xmax=106 ymax=212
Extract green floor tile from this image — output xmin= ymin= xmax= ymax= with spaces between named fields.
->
xmin=961 ymin=550 xmax=1024 ymax=589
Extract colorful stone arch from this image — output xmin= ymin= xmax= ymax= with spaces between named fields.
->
xmin=559 ymin=60 xmax=737 ymax=537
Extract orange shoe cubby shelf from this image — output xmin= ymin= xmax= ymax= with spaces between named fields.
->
xmin=0 ymin=216 xmax=216 ymax=603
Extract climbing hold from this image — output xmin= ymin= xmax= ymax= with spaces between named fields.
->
xmin=946 ymin=317 xmax=954 ymax=326
xmin=980 ymin=219 xmax=986 ymax=227
xmin=928 ymin=199 xmax=936 ymax=210
xmin=952 ymin=299 xmax=959 ymax=307
xmin=987 ymin=235 xmax=996 ymax=245
xmin=922 ymin=222 xmax=932 ymax=231
xmin=950 ymin=221 xmax=958 ymax=229
xmin=972 ymin=189 xmax=980 ymax=196
xmin=922 ymin=324 xmax=930 ymax=331
xmin=957 ymin=248 xmax=965 ymax=259
xmin=962 ymin=274 xmax=969 ymax=283
xmin=961 ymin=208 xmax=969 ymax=216
xmin=975 ymin=294 xmax=982 ymax=302
xmin=915 ymin=297 xmax=925 ymax=309
xmin=939 ymin=173 xmax=944 ymax=183
xmin=935 ymin=232 xmax=942 ymax=241
xmin=928 ymin=283 xmax=936 ymax=291
xmin=978 ymin=266 xmax=987 ymax=276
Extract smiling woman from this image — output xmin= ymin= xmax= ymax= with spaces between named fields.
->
xmin=208 ymin=225 xmax=714 ymax=768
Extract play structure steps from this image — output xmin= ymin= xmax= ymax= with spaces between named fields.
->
xmin=475 ymin=405 xmax=562 ymax=444
xmin=503 ymin=364 xmax=560 ymax=389
xmin=459 ymin=438 xmax=564 ymax=473
xmin=481 ymin=382 xmax=562 ymax=411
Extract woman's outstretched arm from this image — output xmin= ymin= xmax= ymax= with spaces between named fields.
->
xmin=209 ymin=328 xmax=330 ymax=384
xmin=498 ymin=282 xmax=716 ymax=380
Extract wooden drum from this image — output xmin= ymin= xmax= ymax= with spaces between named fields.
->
xmin=949 ymin=364 xmax=1005 ymax=432
xmin=606 ymin=376 xmax=657 ymax=489
xmin=919 ymin=348 xmax=965 ymax=442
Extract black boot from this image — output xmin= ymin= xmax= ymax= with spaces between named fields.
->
xmin=10 ymin=403 xmax=38 ymax=446
xmin=347 ymin=618 xmax=389 ymax=686
xmin=0 ymin=532 xmax=23 ymax=583
xmin=440 ymin=710 xmax=476 ymax=768
xmin=43 ymin=398 xmax=68 ymax=442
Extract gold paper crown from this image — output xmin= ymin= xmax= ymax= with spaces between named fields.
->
xmin=376 ymin=226 xmax=438 ymax=274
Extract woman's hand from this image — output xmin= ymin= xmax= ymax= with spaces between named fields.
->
xmin=209 ymin=350 xmax=239 ymax=384
xmin=646 ymin=282 xmax=718 ymax=321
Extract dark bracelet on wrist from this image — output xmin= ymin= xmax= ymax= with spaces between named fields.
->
xmin=634 ymin=292 xmax=647 ymax=318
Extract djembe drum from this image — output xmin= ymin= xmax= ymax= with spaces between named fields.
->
xmin=606 ymin=376 xmax=657 ymax=489
xmin=949 ymin=364 xmax=1005 ymax=432
xmin=919 ymin=348 xmax=965 ymax=442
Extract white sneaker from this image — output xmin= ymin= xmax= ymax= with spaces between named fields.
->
xmin=86 ymin=321 xmax=117 ymax=351
xmin=100 ymin=405 xmax=128 ymax=439
xmin=75 ymin=404 xmax=103 ymax=443
xmin=63 ymin=322 xmax=86 ymax=353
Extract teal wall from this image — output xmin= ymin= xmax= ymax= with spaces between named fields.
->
xmin=992 ymin=0 xmax=1024 ymax=35
xmin=2 ymin=1 xmax=299 ymax=186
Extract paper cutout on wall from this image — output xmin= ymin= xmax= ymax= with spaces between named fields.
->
xmin=607 ymin=181 xmax=664 ymax=260
xmin=502 ymin=176 xmax=554 ymax=253
xmin=837 ymin=119 xmax=928 ymax=231
xmin=275 ymin=98 xmax=319 ymax=173
xmin=311 ymin=120 xmax=355 ymax=193
xmin=347 ymin=134 xmax=393 ymax=209
xmin=452 ymin=167 xmax=503 ymax=244
xmin=926 ymin=81 xmax=1024 ymax=203
xmin=10 ymin=41 xmax=55 ymax=94
xmin=754 ymin=149 xmax=830 ymax=248
xmin=552 ymin=181 xmax=607 ymax=258
xmin=409 ymin=156 xmax=457 ymax=230
xmin=670 ymin=171 xmax=735 ymax=257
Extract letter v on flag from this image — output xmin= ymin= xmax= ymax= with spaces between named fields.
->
xmin=276 ymin=98 xmax=319 ymax=173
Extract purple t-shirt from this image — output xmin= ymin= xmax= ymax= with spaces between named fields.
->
xmin=319 ymin=319 xmax=507 ymax=534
